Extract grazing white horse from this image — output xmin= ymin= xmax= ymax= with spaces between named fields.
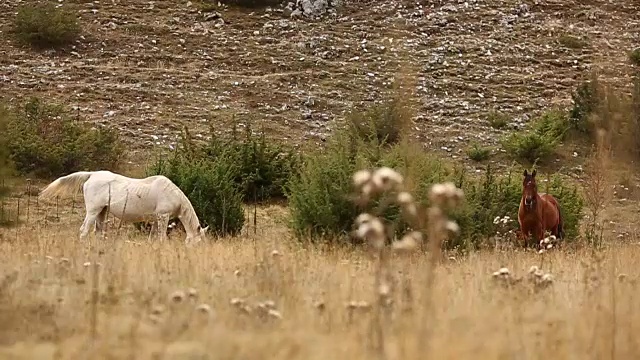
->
xmin=38 ymin=170 xmax=208 ymax=243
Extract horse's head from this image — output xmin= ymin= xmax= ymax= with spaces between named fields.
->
xmin=186 ymin=225 xmax=209 ymax=244
xmin=522 ymin=169 xmax=538 ymax=210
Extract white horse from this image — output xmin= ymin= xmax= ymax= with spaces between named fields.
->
xmin=38 ymin=170 xmax=208 ymax=243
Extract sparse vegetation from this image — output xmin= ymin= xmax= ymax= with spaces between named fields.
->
xmin=629 ymin=48 xmax=640 ymax=66
xmin=487 ymin=110 xmax=510 ymax=129
xmin=1 ymin=98 xmax=124 ymax=179
xmin=466 ymin=142 xmax=491 ymax=161
xmin=501 ymin=109 xmax=569 ymax=164
xmin=346 ymin=96 xmax=412 ymax=148
xmin=12 ymin=2 xmax=81 ymax=49
xmin=217 ymin=0 xmax=283 ymax=9
xmin=557 ymin=34 xmax=589 ymax=49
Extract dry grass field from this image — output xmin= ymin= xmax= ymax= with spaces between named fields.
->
xmin=0 ymin=200 xmax=639 ymax=360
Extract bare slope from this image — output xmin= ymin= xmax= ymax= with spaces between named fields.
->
xmin=1 ymin=0 xmax=638 ymax=163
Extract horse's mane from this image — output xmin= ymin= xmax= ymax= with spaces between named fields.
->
xmin=161 ymin=179 xmax=200 ymax=231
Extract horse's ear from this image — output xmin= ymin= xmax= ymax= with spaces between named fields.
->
xmin=523 ymin=169 xmax=528 ymax=177
xmin=202 ymin=226 xmax=209 ymax=234
xmin=532 ymin=169 xmax=537 ymax=177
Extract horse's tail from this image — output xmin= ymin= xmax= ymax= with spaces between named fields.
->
xmin=39 ymin=171 xmax=96 ymax=201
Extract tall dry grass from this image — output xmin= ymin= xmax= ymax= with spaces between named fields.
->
xmin=0 ymin=218 xmax=639 ymax=359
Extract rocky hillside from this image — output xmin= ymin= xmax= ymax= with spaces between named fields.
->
xmin=0 ymin=0 xmax=638 ymax=166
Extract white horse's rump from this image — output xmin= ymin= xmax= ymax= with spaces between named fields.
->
xmin=39 ymin=170 xmax=208 ymax=243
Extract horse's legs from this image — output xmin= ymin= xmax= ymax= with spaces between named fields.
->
xmin=79 ymin=210 xmax=102 ymax=240
xmin=147 ymin=219 xmax=158 ymax=242
xmin=157 ymin=214 xmax=170 ymax=242
xmin=94 ymin=207 xmax=108 ymax=238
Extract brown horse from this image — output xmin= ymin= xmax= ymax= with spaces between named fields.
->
xmin=518 ymin=169 xmax=564 ymax=248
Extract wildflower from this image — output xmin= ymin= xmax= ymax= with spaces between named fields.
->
xmin=499 ymin=267 xmax=510 ymax=275
xmin=493 ymin=216 xmax=501 ymax=225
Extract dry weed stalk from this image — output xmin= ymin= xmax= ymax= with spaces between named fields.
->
xmin=351 ymin=166 xmax=464 ymax=359
xmin=583 ymin=128 xmax=613 ymax=247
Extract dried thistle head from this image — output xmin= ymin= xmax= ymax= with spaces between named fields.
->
xmin=169 ymin=290 xmax=186 ymax=304
xmin=371 ymin=167 xmax=404 ymax=192
xmin=353 ymin=169 xmax=372 ymax=189
xmin=355 ymin=216 xmax=386 ymax=249
xmin=429 ymin=182 xmax=464 ymax=208
xmin=392 ymin=231 xmax=423 ymax=252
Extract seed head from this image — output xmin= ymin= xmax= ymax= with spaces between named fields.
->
xmin=355 ymin=213 xmax=375 ymax=227
xmin=392 ymin=231 xmax=422 ymax=251
xmin=528 ymin=265 xmax=539 ymax=274
xmin=378 ymin=282 xmax=391 ymax=296
xmin=356 ymin=218 xmax=385 ymax=240
xmin=187 ymin=288 xmax=198 ymax=299
xmin=271 ymin=250 xmax=281 ymax=257
xmin=541 ymin=274 xmax=554 ymax=283
xmin=371 ymin=167 xmax=403 ymax=192
xmin=445 ymin=220 xmax=460 ymax=235
xmin=396 ymin=191 xmax=414 ymax=205
xmin=230 ymin=298 xmax=245 ymax=307
xmin=352 ymin=169 xmax=372 ymax=188
xmin=169 ymin=290 xmax=186 ymax=304
xmin=195 ymin=303 xmax=212 ymax=315
xmin=267 ymin=309 xmax=283 ymax=320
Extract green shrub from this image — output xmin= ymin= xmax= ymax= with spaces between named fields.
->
xmin=147 ymin=145 xmax=245 ymax=237
xmin=285 ymin=131 xmax=375 ymax=241
xmin=570 ymin=76 xmax=600 ymax=133
xmin=1 ymin=98 xmax=123 ymax=178
xmin=557 ymin=34 xmax=589 ymax=49
xmin=201 ymin=122 xmax=298 ymax=203
xmin=157 ymin=123 xmax=297 ymax=203
xmin=0 ymin=106 xmax=12 ymax=179
xmin=346 ymin=96 xmax=412 ymax=148
xmin=466 ymin=143 xmax=491 ymax=162
xmin=501 ymin=110 xmax=569 ymax=163
xmin=13 ymin=3 xmax=81 ymax=49
xmin=629 ymin=48 xmax=640 ymax=66
xmin=487 ymin=110 xmax=509 ymax=129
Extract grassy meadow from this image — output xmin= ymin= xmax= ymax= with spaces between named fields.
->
xmin=0 ymin=200 xmax=638 ymax=359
